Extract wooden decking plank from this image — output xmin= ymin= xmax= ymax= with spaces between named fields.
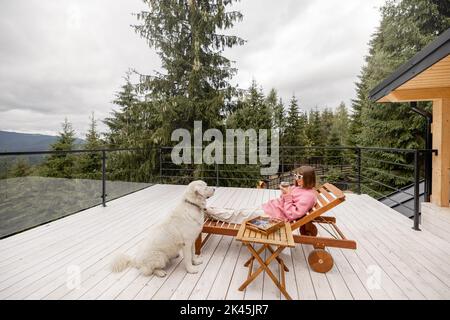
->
xmin=290 ymin=243 xmax=317 ymax=300
xmin=0 ymin=185 xmax=167 ymax=266
xmin=341 ymin=196 xmax=450 ymax=298
xmin=222 ymin=187 xmax=265 ymax=301
xmin=242 ymin=188 xmax=265 ymax=300
xmin=1 ymin=185 xmax=450 ymax=300
xmin=327 ymin=247 xmax=372 ymax=300
xmin=148 ymin=186 xmax=241 ymax=300
xmin=261 ymin=188 xmax=281 ymax=301
xmin=336 ymin=196 xmax=444 ymax=299
xmin=0 ymin=188 xmax=181 ymax=299
xmin=0 ymin=184 xmax=157 ymax=250
xmin=14 ymin=187 xmax=185 ymax=300
xmin=188 ymin=187 xmax=251 ymax=300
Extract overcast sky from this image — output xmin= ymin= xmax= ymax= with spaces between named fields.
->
xmin=0 ymin=0 xmax=385 ymax=137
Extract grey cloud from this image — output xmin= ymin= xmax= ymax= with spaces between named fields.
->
xmin=0 ymin=0 xmax=384 ymax=136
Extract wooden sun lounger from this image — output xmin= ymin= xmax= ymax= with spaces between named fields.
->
xmin=195 ymin=183 xmax=357 ymax=273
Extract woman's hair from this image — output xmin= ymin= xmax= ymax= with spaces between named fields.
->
xmin=294 ymin=166 xmax=316 ymax=189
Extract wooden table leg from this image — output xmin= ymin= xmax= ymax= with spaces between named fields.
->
xmin=244 ymin=244 xmax=289 ymax=271
xmin=239 ymin=244 xmax=271 ymax=291
xmin=244 ymin=244 xmax=265 ymax=267
xmin=239 ymin=244 xmax=292 ymax=300
xmin=267 ymin=245 xmax=289 ymax=272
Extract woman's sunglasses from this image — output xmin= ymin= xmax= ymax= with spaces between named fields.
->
xmin=294 ymin=173 xmax=303 ymax=180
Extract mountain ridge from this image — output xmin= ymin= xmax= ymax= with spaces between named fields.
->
xmin=0 ymin=130 xmax=85 ymax=153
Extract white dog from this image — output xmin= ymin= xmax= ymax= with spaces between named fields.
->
xmin=110 ymin=180 xmax=215 ymax=277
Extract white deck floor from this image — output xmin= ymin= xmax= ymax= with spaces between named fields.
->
xmin=1 ymin=184 xmax=449 ymax=300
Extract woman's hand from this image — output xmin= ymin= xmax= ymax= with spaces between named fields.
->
xmin=280 ymin=184 xmax=291 ymax=195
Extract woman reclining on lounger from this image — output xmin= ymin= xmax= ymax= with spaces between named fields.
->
xmin=206 ymin=166 xmax=318 ymax=223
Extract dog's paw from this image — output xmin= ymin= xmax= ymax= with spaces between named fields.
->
xmin=141 ymin=267 xmax=153 ymax=276
xmin=154 ymin=269 xmax=167 ymax=277
xmin=192 ymin=257 xmax=203 ymax=265
xmin=186 ymin=266 xmax=199 ymax=274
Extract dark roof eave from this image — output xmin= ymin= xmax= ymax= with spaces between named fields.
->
xmin=369 ymin=28 xmax=450 ymax=102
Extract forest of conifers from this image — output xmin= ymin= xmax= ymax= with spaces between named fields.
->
xmin=2 ymin=0 xmax=449 ymax=195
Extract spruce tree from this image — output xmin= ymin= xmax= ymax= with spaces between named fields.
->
xmin=224 ymin=81 xmax=271 ymax=186
xmin=274 ymin=98 xmax=286 ymax=135
xmin=78 ymin=113 xmax=103 ymax=179
xmin=325 ymin=127 xmax=343 ymax=166
xmin=281 ymin=95 xmax=307 ymax=169
xmin=104 ymin=73 xmax=142 ymax=148
xmin=320 ymin=107 xmax=334 ymax=142
xmin=133 ymin=0 xmax=245 ymax=140
xmin=44 ymin=118 xmax=76 ymax=178
xmin=104 ymin=75 xmax=160 ymax=182
xmin=283 ymin=95 xmax=307 ymax=146
xmin=306 ymin=108 xmax=323 ymax=158
xmin=227 ymin=80 xmax=271 ymax=130
xmin=102 ymin=1 xmax=245 ymax=184
xmin=306 ymin=109 xmax=322 ymax=145
xmin=10 ymin=158 xmax=31 ymax=177
xmin=352 ymin=0 xmax=450 ymax=194
xmin=265 ymin=88 xmax=286 ymax=132
xmin=333 ymin=102 xmax=350 ymax=146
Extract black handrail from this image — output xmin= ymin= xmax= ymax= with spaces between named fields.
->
xmin=0 ymin=145 xmax=438 ymax=232
xmin=0 ymin=147 xmax=150 ymax=156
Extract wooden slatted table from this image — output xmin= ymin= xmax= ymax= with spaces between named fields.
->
xmin=236 ymin=221 xmax=295 ymax=300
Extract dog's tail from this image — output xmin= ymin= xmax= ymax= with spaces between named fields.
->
xmin=110 ymin=253 xmax=133 ymax=273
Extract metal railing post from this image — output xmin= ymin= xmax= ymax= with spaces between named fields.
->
xmin=159 ymin=147 xmax=162 ymax=184
xmin=101 ymin=150 xmax=106 ymax=207
xmin=424 ymin=148 xmax=432 ymax=202
xmin=357 ymin=147 xmax=361 ymax=194
xmin=413 ymin=150 xmax=421 ymax=231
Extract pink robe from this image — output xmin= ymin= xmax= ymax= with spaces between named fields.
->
xmin=262 ymin=187 xmax=317 ymax=221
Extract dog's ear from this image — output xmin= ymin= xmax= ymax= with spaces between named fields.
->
xmin=195 ymin=184 xmax=210 ymax=198
xmin=194 ymin=185 xmax=203 ymax=196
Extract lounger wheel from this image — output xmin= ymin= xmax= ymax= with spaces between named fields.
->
xmin=308 ymin=249 xmax=333 ymax=273
xmin=300 ymin=223 xmax=318 ymax=236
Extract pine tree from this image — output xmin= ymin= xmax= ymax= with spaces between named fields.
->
xmin=325 ymin=127 xmax=343 ymax=166
xmin=104 ymin=73 xmax=142 ymax=148
xmin=333 ymin=102 xmax=350 ymax=146
xmin=352 ymin=0 xmax=450 ymax=194
xmin=103 ymin=1 xmax=244 ymax=184
xmin=43 ymin=118 xmax=76 ymax=178
xmin=280 ymin=95 xmax=307 ymax=169
xmin=224 ymin=81 xmax=272 ymax=186
xmin=78 ymin=113 xmax=103 ymax=179
xmin=298 ymin=110 xmax=310 ymax=148
xmin=282 ymin=95 xmax=298 ymax=147
xmin=274 ymin=98 xmax=286 ymax=135
xmin=104 ymin=75 xmax=160 ymax=182
xmin=265 ymin=88 xmax=286 ymax=132
xmin=248 ymin=81 xmax=271 ymax=129
xmin=306 ymin=108 xmax=322 ymax=145
xmin=323 ymin=126 xmax=347 ymax=188
xmin=10 ymin=158 xmax=31 ymax=177
xmin=133 ymin=0 xmax=245 ymax=138
xmin=349 ymin=79 xmax=367 ymax=146
xmin=306 ymin=107 xmax=326 ymax=164
xmin=227 ymin=80 xmax=271 ymax=130
xmin=282 ymin=95 xmax=307 ymax=147
xmin=265 ymin=88 xmax=277 ymax=125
